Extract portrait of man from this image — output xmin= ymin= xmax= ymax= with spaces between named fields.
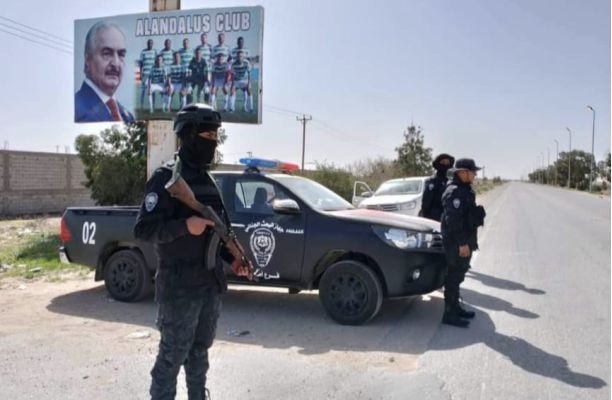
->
xmin=75 ymin=21 xmax=135 ymax=123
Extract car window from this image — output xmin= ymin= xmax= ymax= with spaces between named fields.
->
xmin=375 ymin=180 xmax=423 ymax=195
xmin=234 ymin=179 xmax=289 ymax=215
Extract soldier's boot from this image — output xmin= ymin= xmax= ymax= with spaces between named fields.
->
xmin=442 ymin=305 xmax=470 ymax=328
xmin=457 ymin=298 xmax=475 ymax=319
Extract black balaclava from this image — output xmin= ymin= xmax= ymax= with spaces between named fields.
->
xmin=178 ymin=124 xmax=218 ymax=170
xmin=435 ymin=162 xmax=451 ymax=178
xmin=432 ymin=154 xmax=454 ymax=179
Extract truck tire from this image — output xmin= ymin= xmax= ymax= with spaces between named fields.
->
xmin=103 ymin=249 xmax=152 ymax=302
xmin=318 ymin=260 xmax=383 ymax=325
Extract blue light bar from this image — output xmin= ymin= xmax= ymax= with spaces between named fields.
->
xmin=239 ymin=157 xmax=278 ymax=169
xmin=239 ymin=157 xmax=300 ymax=172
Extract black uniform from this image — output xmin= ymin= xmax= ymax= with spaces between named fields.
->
xmin=440 ymin=176 xmax=485 ymax=310
xmin=419 ymin=172 xmax=448 ymax=221
xmin=134 ymin=155 xmax=232 ymax=400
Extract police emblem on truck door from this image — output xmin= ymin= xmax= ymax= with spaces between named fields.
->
xmin=250 ymin=227 xmax=276 ymax=268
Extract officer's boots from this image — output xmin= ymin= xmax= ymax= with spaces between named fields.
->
xmin=457 ymin=298 xmax=475 ymax=319
xmin=442 ymin=303 xmax=470 ymax=328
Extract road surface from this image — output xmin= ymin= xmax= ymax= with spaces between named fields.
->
xmin=0 ymin=182 xmax=609 ymax=399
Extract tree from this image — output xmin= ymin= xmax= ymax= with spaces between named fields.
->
xmin=599 ymin=152 xmax=611 ymax=182
xmin=394 ymin=124 xmax=433 ymax=176
xmin=75 ymin=122 xmax=147 ymax=205
xmin=553 ymin=150 xmax=596 ymax=190
xmin=305 ymin=162 xmax=355 ymax=202
xmin=347 ymin=156 xmax=402 ymax=190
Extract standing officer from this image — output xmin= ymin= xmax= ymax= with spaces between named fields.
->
xmin=134 ymin=104 xmax=251 ymax=399
xmin=419 ymin=153 xmax=455 ymax=221
xmin=440 ymin=158 xmax=486 ymax=327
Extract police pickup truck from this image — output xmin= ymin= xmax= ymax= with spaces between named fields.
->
xmin=60 ymin=158 xmax=446 ymax=325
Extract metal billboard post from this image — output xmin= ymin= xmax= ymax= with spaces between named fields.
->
xmin=146 ymin=0 xmax=181 ymax=178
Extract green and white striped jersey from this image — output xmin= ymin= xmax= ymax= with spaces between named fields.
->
xmin=148 ymin=66 xmax=168 ymax=85
xmin=160 ymin=49 xmax=174 ymax=68
xmin=140 ymin=48 xmax=157 ymax=76
xmin=211 ymin=62 xmax=229 ymax=80
xmin=212 ymin=45 xmax=230 ymax=61
xmin=230 ymin=47 xmax=250 ymax=61
xmin=169 ymin=64 xmax=188 ymax=84
xmin=231 ymin=60 xmax=251 ymax=81
xmin=195 ymin=43 xmax=212 ymax=63
xmin=178 ymin=48 xmax=194 ymax=68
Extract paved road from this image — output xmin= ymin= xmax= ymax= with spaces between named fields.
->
xmin=0 ymin=182 xmax=609 ymax=399
xmin=419 ymin=182 xmax=610 ymax=400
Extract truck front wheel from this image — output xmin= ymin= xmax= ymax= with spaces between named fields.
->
xmin=318 ymin=260 xmax=383 ymax=325
xmin=103 ymin=249 xmax=152 ymax=302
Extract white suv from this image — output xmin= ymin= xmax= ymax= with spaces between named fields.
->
xmin=352 ymin=176 xmax=429 ymax=216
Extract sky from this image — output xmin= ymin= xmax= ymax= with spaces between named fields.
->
xmin=1 ymin=0 xmax=610 ymax=179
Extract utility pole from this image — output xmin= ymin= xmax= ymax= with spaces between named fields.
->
xmin=587 ymin=105 xmax=596 ymax=192
xmin=482 ymin=165 xmax=486 ymax=180
xmin=547 ymin=147 xmax=550 ymax=185
xmin=296 ymin=114 xmax=312 ymax=171
xmin=566 ymin=127 xmax=572 ymax=189
xmin=554 ymin=139 xmax=559 ymax=186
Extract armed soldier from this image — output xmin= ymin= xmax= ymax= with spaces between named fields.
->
xmin=134 ymin=104 xmax=252 ymax=399
xmin=419 ymin=153 xmax=455 ymax=221
xmin=440 ymin=158 xmax=486 ymax=328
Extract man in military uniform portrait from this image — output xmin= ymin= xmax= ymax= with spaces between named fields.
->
xmin=440 ymin=158 xmax=486 ymax=328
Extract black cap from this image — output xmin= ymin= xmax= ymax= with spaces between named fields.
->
xmin=452 ymin=158 xmax=482 ymax=172
xmin=432 ymin=153 xmax=455 ymax=169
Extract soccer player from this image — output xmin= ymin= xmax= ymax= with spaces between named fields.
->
xmin=195 ymin=32 xmax=213 ymax=63
xmin=139 ymin=39 xmax=157 ymax=109
xmin=210 ymin=53 xmax=230 ymax=112
xmin=189 ymin=48 xmax=210 ymax=104
xmin=230 ymin=36 xmax=250 ymax=63
xmin=229 ymin=50 xmax=253 ymax=113
xmin=148 ymin=55 xmax=170 ymax=113
xmin=211 ymin=33 xmax=230 ymax=63
xmin=159 ymin=38 xmax=174 ymax=70
xmin=168 ymin=52 xmax=188 ymax=111
xmin=178 ymin=38 xmax=194 ymax=69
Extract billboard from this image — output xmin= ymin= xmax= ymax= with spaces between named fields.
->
xmin=74 ymin=6 xmax=264 ymax=124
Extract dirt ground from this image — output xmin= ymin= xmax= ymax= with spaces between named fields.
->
xmin=0 ymin=275 xmax=442 ymax=400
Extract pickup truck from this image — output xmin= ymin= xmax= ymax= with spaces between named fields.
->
xmin=60 ymin=161 xmax=446 ymax=325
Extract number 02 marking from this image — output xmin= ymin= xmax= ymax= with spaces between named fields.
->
xmin=82 ymin=222 xmax=96 ymax=245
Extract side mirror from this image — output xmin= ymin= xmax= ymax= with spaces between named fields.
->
xmin=360 ymin=191 xmax=373 ymax=198
xmin=272 ymin=199 xmax=301 ymax=214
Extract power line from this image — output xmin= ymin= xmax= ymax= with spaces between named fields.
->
xmin=264 ymin=104 xmax=304 ymax=116
xmin=0 ymin=15 xmax=73 ymax=44
xmin=0 ymin=27 xmax=72 ymax=55
xmin=310 ymin=119 xmax=391 ymax=152
xmin=0 ymin=21 xmax=73 ymax=49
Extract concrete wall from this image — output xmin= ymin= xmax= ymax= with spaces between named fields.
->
xmin=0 ymin=150 xmax=95 ymax=216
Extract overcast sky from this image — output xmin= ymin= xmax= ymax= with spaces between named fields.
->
xmin=1 ymin=0 xmax=610 ymax=179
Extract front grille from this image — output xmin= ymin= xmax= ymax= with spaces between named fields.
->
xmin=366 ymin=203 xmax=400 ymax=212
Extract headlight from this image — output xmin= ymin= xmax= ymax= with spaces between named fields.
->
xmin=373 ymin=226 xmax=435 ymax=250
xmin=399 ymin=200 xmax=417 ymax=210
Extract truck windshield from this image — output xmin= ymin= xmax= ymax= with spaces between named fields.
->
xmin=375 ymin=180 xmax=423 ymax=195
xmin=273 ymin=176 xmax=354 ymax=211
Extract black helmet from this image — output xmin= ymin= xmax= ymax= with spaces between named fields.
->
xmin=432 ymin=153 xmax=455 ymax=169
xmin=174 ymin=103 xmax=222 ymax=138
